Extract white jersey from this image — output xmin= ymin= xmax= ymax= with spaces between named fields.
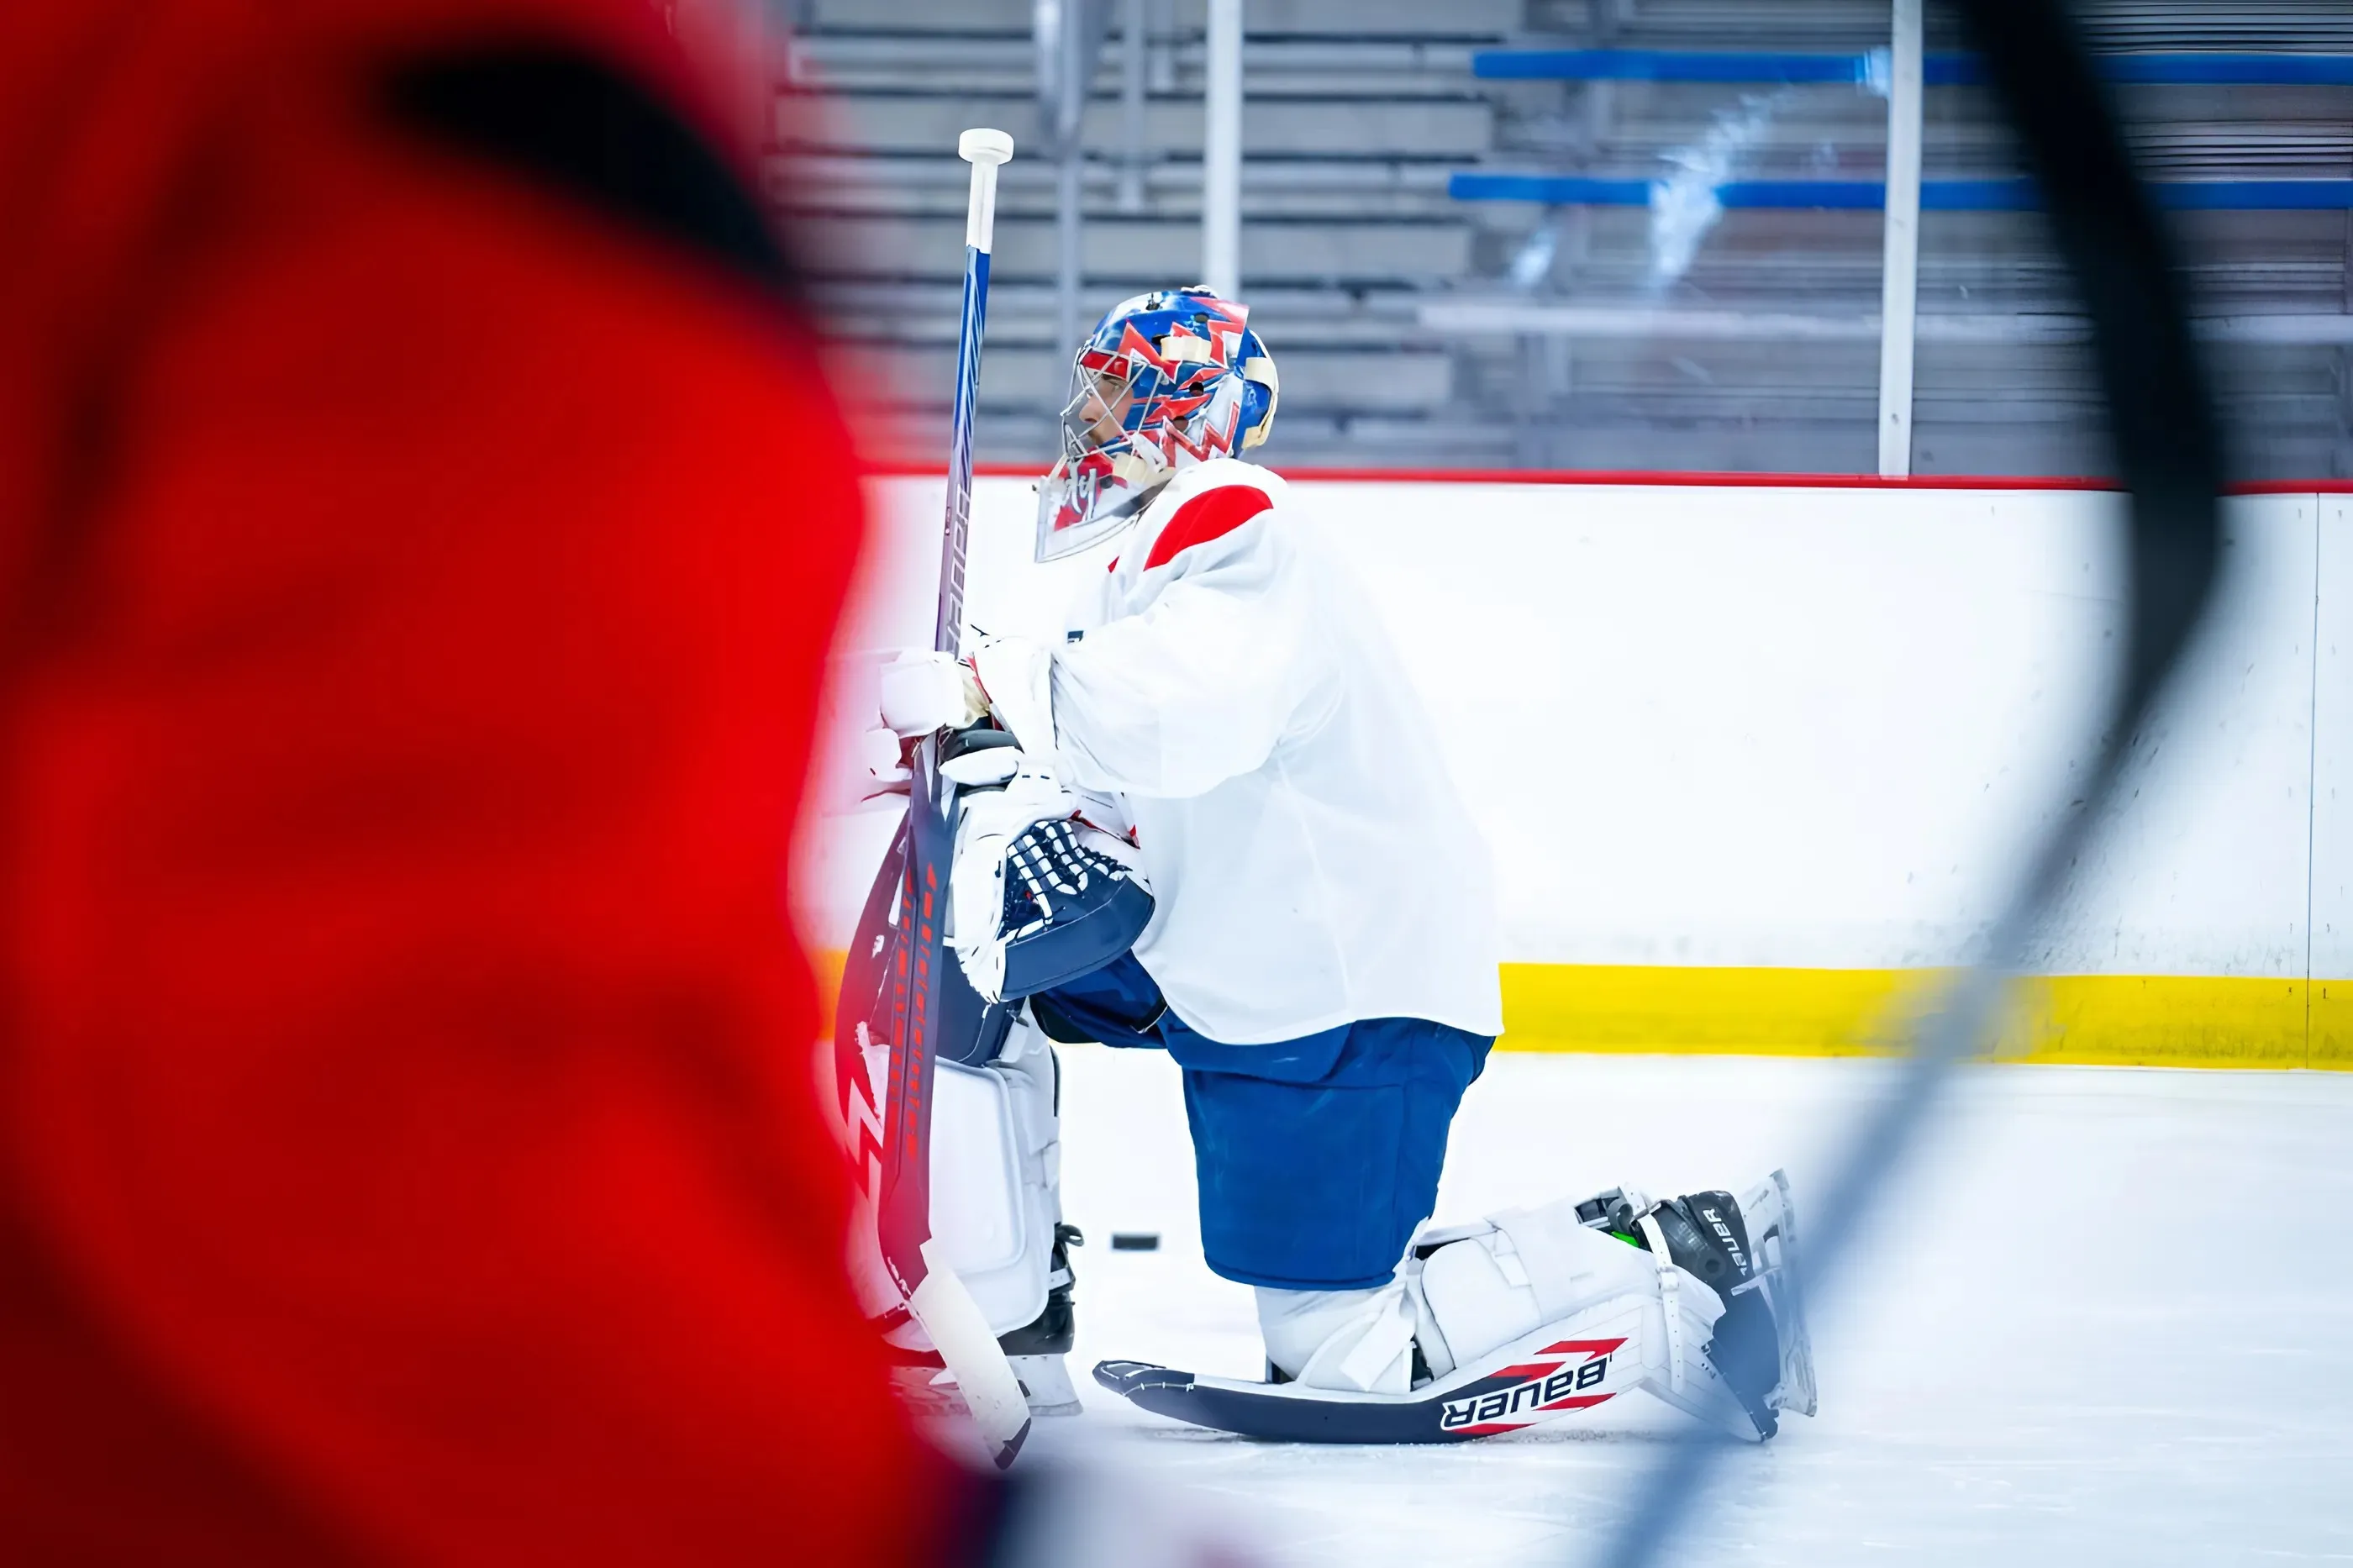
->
xmin=1041 ymin=458 xmax=1503 ymax=1046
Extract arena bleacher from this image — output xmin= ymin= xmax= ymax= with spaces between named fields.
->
xmin=776 ymin=0 xmax=2353 ymax=477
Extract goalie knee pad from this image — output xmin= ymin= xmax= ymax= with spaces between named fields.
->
xmin=1255 ymin=1283 xmax=1419 ymax=1393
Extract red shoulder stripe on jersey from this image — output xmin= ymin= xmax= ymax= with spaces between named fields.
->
xmin=1142 ymin=485 xmax=1272 ymax=571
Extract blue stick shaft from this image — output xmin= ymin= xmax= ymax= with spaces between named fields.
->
xmin=935 ymin=242 xmax=991 ymax=656
xmin=880 ymin=237 xmax=992 ymax=1293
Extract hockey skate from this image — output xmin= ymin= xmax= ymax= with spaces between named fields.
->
xmin=1576 ymin=1170 xmax=1816 ymax=1436
xmin=1094 ymin=1172 xmax=1815 ymax=1445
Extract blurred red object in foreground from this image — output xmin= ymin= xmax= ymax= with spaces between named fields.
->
xmin=0 ymin=3 xmax=966 ymax=1562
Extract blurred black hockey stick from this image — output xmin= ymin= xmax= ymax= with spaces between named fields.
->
xmin=1590 ymin=3 xmax=2223 ymax=1565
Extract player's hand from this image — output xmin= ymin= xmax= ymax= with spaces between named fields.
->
xmin=965 ymin=634 xmax=1057 ymax=757
xmin=878 ymin=650 xmax=988 ymax=737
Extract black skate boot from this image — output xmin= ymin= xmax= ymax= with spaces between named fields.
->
xmin=998 ymin=1223 xmax=1082 ymax=1357
xmin=998 ymin=1223 xmax=1085 ymax=1415
xmin=1574 ymin=1175 xmax=1816 ymax=1439
xmin=1636 ymin=1192 xmax=1782 ymax=1437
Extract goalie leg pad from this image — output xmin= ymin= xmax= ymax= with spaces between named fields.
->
xmin=1238 ymin=1195 xmax=1766 ymax=1439
xmin=1418 ymin=1199 xmax=1666 ymax=1377
xmin=1094 ymin=1287 xmax=1665 ymax=1445
xmin=1419 ymin=1197 xmax=1768 ymax=1440
xmin=1101 ymin=1179 xmax=1813 ymax=1443
xmin=880 ymin=1018 xmax=1067 ymax=1353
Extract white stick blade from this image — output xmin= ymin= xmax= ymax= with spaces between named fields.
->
xmin=912 ymin=1240 xmax=1034 ymax=1468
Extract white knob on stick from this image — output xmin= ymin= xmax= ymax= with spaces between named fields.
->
xmin=959 ymin=127 xmax=1015 ymax=166
xmin=958 ymin=128 xmax=1014 ymax=253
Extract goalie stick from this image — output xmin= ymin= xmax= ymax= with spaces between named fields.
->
xmin=833 ymin=127 xmax=1030 ymax=1470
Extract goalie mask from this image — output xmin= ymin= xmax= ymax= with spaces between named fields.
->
xmin=948 ymin=765 xmax=1155 ymax=1003
xmin=1034 ymin=287 xmax=1279 ymax=563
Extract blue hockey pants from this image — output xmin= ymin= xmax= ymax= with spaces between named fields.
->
xmin=1032 ymin=954 xmax=1492 ymax=1292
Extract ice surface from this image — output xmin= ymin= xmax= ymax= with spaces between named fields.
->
xmin=1020 ymin=1050 xmax=2353 ymax=1566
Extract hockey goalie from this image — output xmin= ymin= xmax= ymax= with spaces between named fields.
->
xmin=848 ymin=286 xmax=1818 ymax=1445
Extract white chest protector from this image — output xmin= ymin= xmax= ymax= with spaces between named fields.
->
xmin=1040 ymin=459 xmax=1503 ymax=1045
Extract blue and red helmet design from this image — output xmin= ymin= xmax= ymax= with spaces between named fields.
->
xmin=1034 ymin=287 xmax=1278 ymax=562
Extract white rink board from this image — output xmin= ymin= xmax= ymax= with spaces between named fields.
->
xmin=806 ymin=477 xmax=2338 ymax=980
xmin=1031 ymin=1046 xmax=2353 ymax=1567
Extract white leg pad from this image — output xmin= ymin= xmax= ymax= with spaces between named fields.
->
xmin=1250 ymin=1197 xmax=1673 ymax=1396
xmin=1418 ymin=1196 xmax=1762 ymax=1439
xmin=886 ymin=1020 xmax=1063 ymax=1344
xmin=1235 ymin=1190 xmax=1782 ymax=1441
xmin=1419 ymin=1198 xmax=1667 ymax=1372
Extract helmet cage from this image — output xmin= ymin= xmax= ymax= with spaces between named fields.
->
xmin=1034 ymin=288 xmax=1277 ymax=562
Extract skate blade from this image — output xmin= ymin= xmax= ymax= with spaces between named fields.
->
xmin=1757 ymin=1167 xmax=1819 ymax=1418
xmin=1010 ymin=1353 xmax=1085 ymax=1417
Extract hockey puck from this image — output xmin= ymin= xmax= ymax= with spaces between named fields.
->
xmin=1109 ymin=1232 xmax=1161 ymax=1251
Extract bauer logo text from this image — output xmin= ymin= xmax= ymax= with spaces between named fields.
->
xmin=1438 ymin=1354 xmax=1610 ymax=1430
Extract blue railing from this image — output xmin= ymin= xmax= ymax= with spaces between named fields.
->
xmin=1471 ymin=50 xmax=2353 ymax=87
xmin=1447 ymin=174 xmax=2353 ymax=211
